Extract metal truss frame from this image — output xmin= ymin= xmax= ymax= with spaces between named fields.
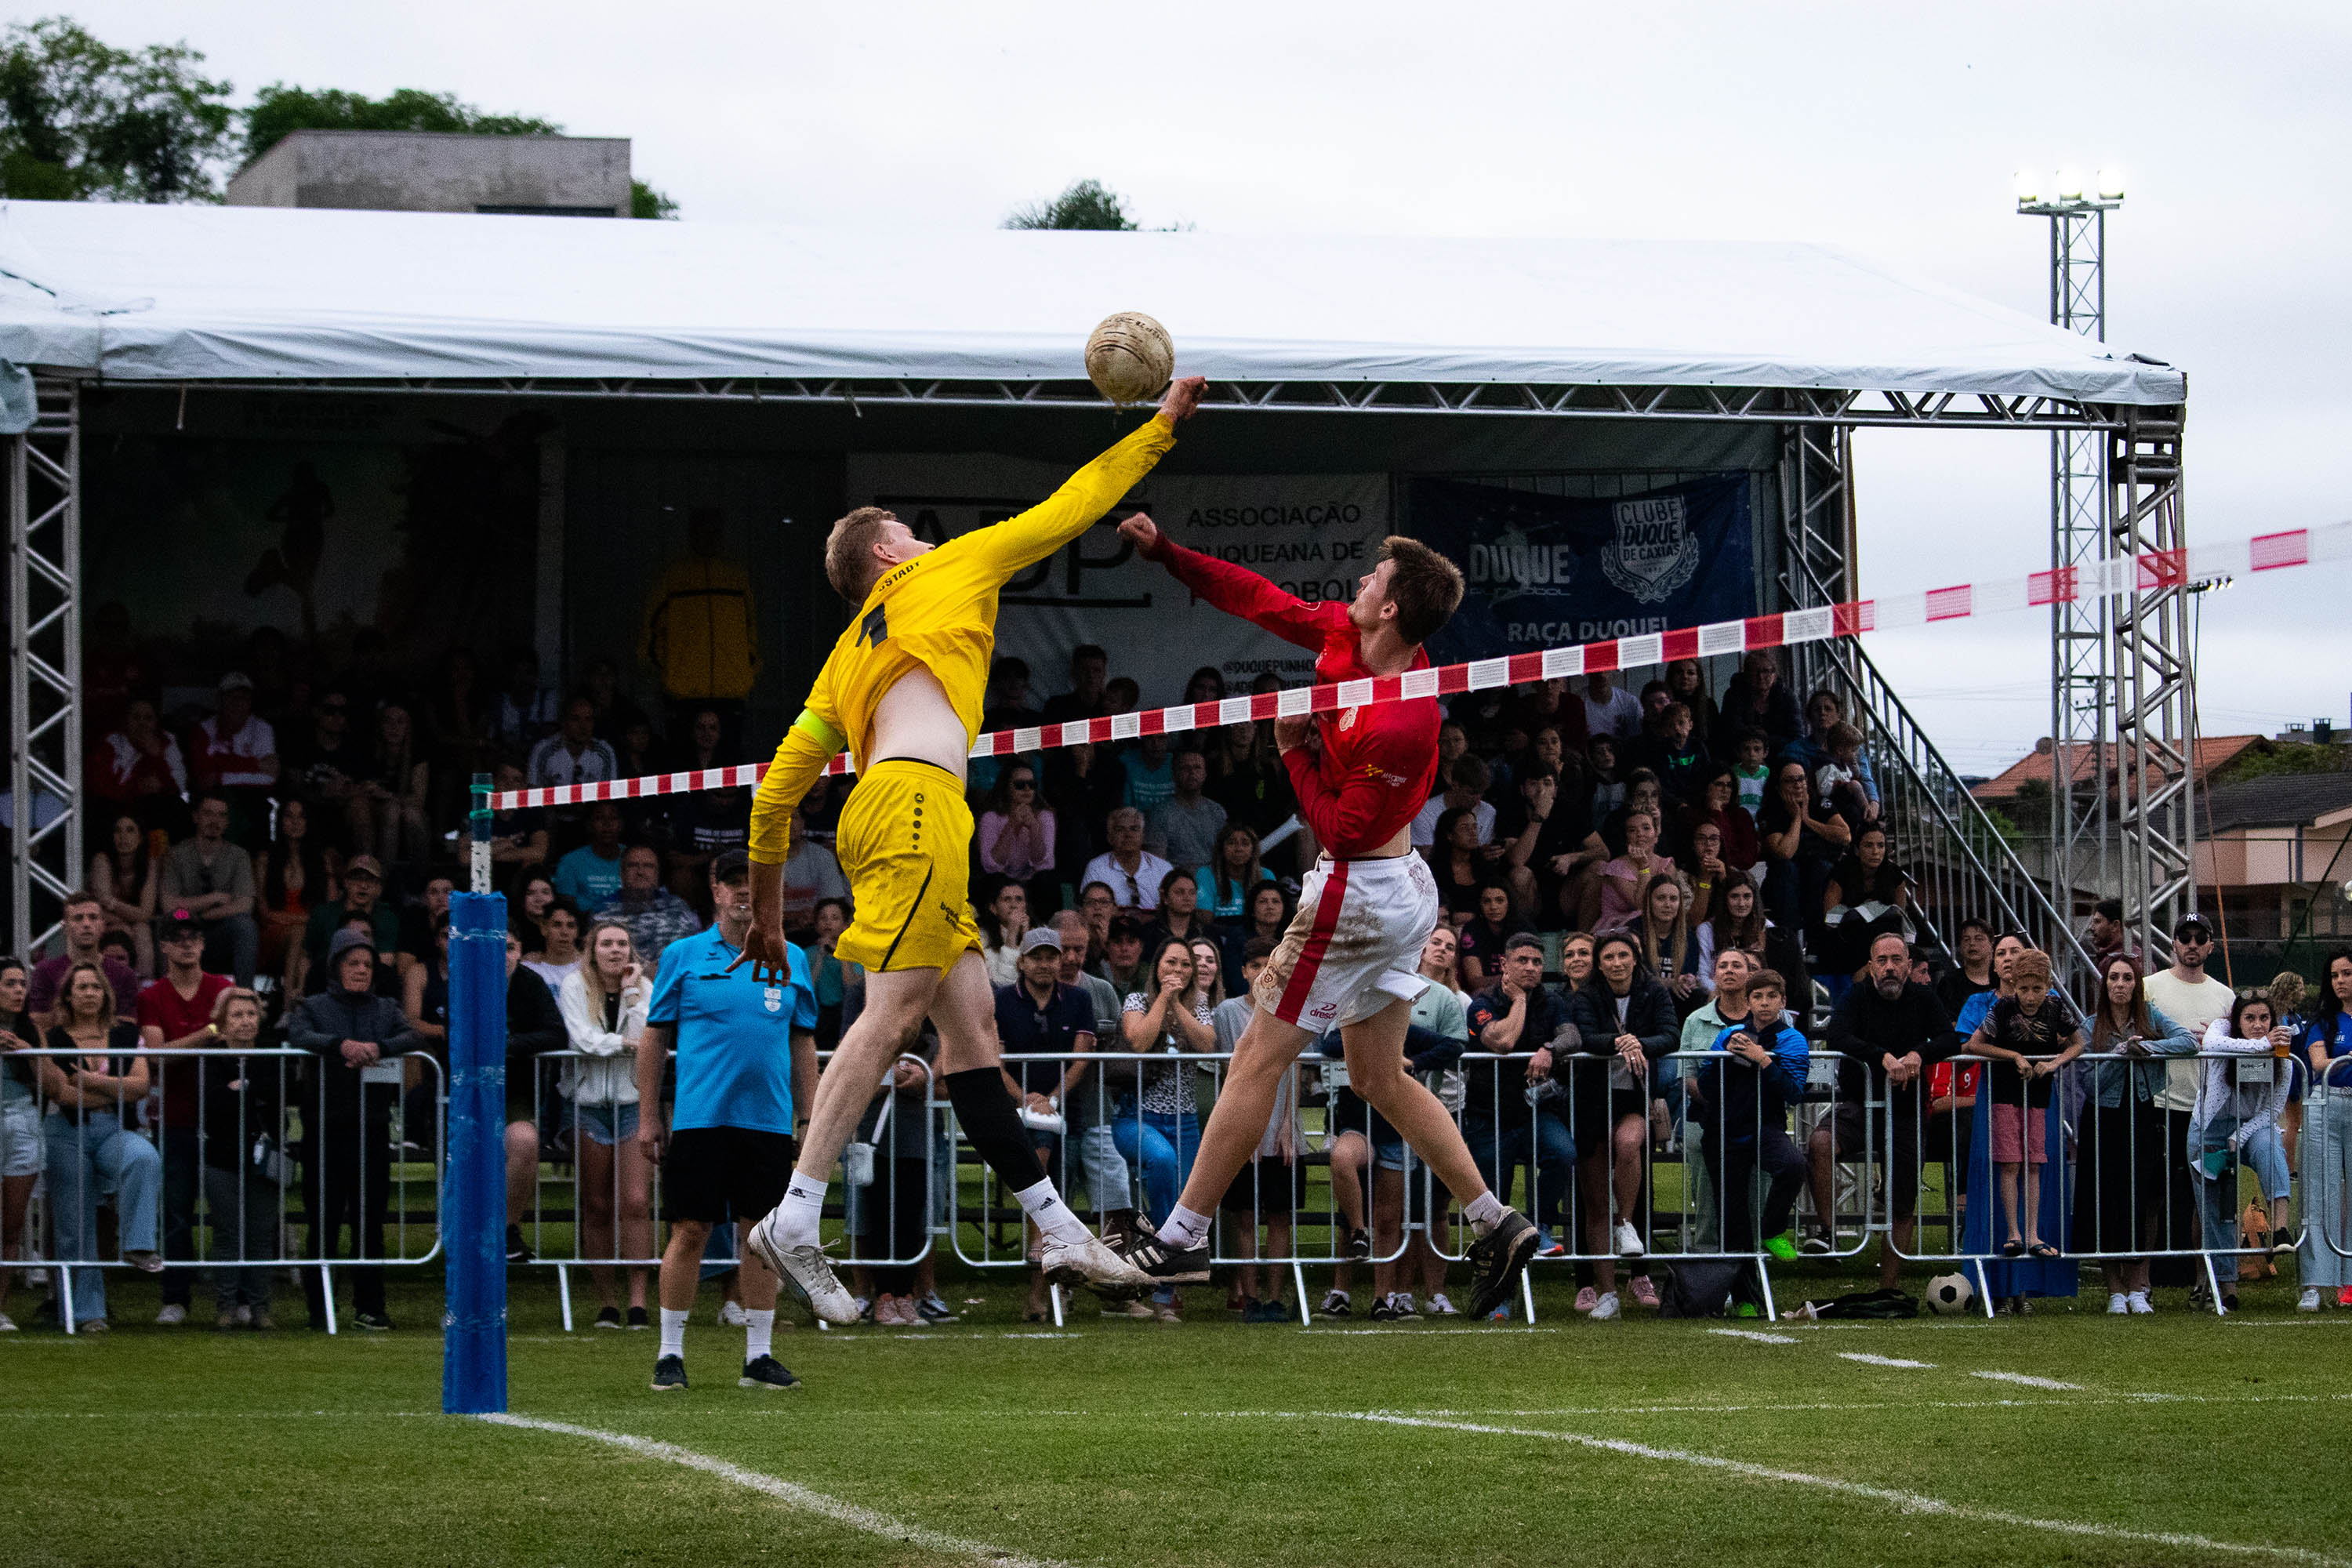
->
xmin=6 ymin=377 xmax=80 ymax=958
xmin=2108 ymin=406 xmax=2195 ymax=959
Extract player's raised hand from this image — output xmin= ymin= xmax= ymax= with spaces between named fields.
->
xmin=1158 ymin=375 xmax=1207 ymax=424
xmin=730 ymin=918 xmax=794 ymax=978
xmin=1116 ymin=513 xmax=1161 ymax=555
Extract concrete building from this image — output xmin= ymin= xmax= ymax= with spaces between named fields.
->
xmin=227 ymin=130 xmax=630 ymax=216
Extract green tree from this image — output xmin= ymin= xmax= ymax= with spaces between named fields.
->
xmin=630 ymin=179 xmax=676 ymax=220
xmin=0 ymin=16 xmax=235 ymax=201
xmin=1004 ymin=177 xmax=1136 ymax=231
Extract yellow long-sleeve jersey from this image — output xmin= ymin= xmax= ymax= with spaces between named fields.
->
xmin=748 ymin=414 xmax=1177 ymax=864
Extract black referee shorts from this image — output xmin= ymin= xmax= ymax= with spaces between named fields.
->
xmin=663 ymin=1127 xmax=798 ymax=1225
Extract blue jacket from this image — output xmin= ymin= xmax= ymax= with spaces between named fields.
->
xmin=1693 ymin=1018 xmax=1808 ymax=1140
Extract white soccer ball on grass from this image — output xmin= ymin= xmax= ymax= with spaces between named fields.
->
xmin=1923 ymin=1272 xmax=1975 ymax=1316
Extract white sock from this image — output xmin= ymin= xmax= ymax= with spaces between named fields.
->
xmin=1012 ymin=1178 xmax=1091 ymax=1247
xmin=659 ymin=1308 xmax=688 ymax=1359
xmin=776 ymin=1172 xmax=829 ymax=1247
xmin=1157 ymin=1204 xmax=1214 ymax=1250
xmin=1464 ymin=1190 xmax=1505 ymax=1236
xmin=744 ymin=1308 xmax=775 ymax=1363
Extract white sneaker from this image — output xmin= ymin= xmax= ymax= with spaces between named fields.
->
xmin=0 ymin=1312 xmax=16 ymax=1332
xmin=155 ymin=1304 xmax=186 ymax=1326
xmin=1589 ymin=1290 xmax=1622 ymax=1321
xmin=234 ymin=1304 xmax=252 ymax=1326
xmin=2127 ymin=1290 xmax=2154 ymax=1315
xmin=1614 ymin=1221 xmax=1645 ymax=1258
xmin=1040 ymin=1230 xmax=1149 ymax=1290
xmin=746 ymin=1210 xmax=860 ymax=1325
xmin=1427 ymin=1293 xmax=1458 ymax=1316
xmin=2299 ymin=1287 xmax=2323 ymax=1312
xmin=717 ymin=1300 xmax=751 ymax=1328
xmin=2107 ymin=1292 xmax=2129 ymax=1315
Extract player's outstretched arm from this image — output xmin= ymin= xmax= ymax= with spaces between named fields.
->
xmin=959 ymin=376 xmax=1207 ymax=578
xmin=1119 ymin=512 xmax=1339 ymax=652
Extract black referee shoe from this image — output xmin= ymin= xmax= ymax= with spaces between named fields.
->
xmin=651 ymin=1354 xmax=688 ymax=1392
xmin=1466 ymin=1208 xmax=1538 ymax=1320
xmin=1115 ymin=1230 xmax=1211 ymax=1286
xmin=739 ymin=1354 xmax=800 ymax=1391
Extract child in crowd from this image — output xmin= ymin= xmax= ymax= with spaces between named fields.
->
xmin=1966 ymin=949 xmax=2084 ymax=1260
xmin=1813 ymin=721 xmax=1874 ymax=832
xmin=2197 ymin=993 xmax=2297 ymax=1290
xmin=1644 ymin=702 xmax=1709 ymax=804
xmin=1730 ymin=729 xmax=1770 ymax=820
xmin=1692 ymin=968 xmax=1809 ymax=1305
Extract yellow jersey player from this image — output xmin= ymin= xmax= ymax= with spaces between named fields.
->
xmin=742 ymin=374 xmax=1207 ymax=1318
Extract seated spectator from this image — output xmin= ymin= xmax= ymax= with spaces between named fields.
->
xmin=1120 ymin=732 xmax=1176 ymax=816
xmin=1635 ymin=701 xmax=1710 ymax=803
xmin=1083 ymin=807 xmax=1173 ymax=911
xmin=1820 ymin=822 xmax=1915 ymax=989
xmin=296 ymin=855 xmax=400 ymax=997
xmin=1628 ymin=872 xmax=1707 ymax=1013
xmin=1038 ymin=643 xmax=1111 ymax=728
xmin=559 ymin=919 xmax=655 ymax=1329
xmin=2301 ymin=951 xmax=2352 ymax=1312
xmin=459 ymin=761 xmax=549 ymax=877
xmin=1962 ymin=948 xmax=2084 ymax=1265
xmin=1075 ymin=881 xmax=1118 ymax=970
xmin=256 ymin=797 xmax=336 ymax=987
xmin=1584 ymin=734 xmax=1626 ymax=822
xmin=1563 ymin=932 xmax=1675 ymax=1316
xmin=1197 ymin=822 xmax=1274 ymax=923
xmin=1712 ymin=649 xmax=1802 ymax=757
xmin=592 ymin=844 xmax=700 ymax=965
xmin=1663 ymin=658 xmax=1720 ymax=746
xmin=91 ymin=812 xmax=159 ymax=978
xmin=1115 ymin=935 xmax=1218 ymax=1321
xmin=394 ymin=874 xmax=456 ymax=988
xmin=983 ymin=655 xmax=1044 ymax=732
xmin=524 ymin=897 xmax=584 ymax=984
xmin=1495 ymin=762 xmax=1606 ymax=929
xmin=507 ymin=869 xmax=557 ymax=955
xmin=1044 ymin=740 xmax=1127 ymax=889
xmin=1755 ymin=760 xmax=1850 ymax=940
xmin=89 ymin=696 xmax=190 ymax=840
xmin=993 ymin=927 xmax=1095 ymax=1319
xmin=1784 ymin=691 xmax=1880 ymax=826
xmin=528 ymin=694 xmax=621 ymax=794
xmin=978 ymin=878 xmax=1032 ymax=987
xmin=280 ymin=688 xmax=372 ymax=853
xmin=1597 ymin=768 xmax=1666 ymax=857
xmin=490 ymin=647 xmax=560 ymax=754
xmin=1427 ymin=808 xmax=1502 ymax=922
xmin=2077 ymin=954 xmax=2198 ymax=1314
xmin=288 ymin=930 xmax=415 ymax=1329
xmin=665 ymin=780 xmax=750 ymax=903
xmin=1226 ymin=882 xmax=1294 ymax=982
xmin=1513 ymin=677 xmax=1588 ymax=753
xmin=1181 ymin=666 xmax=1226 ymax=706
xmin=1679 ymin=763 xmax=1759 ymax=876
xmin=1147 ymin=749 xmax=1226 ymax=870
xmin=1461 ymin=935 xmax=1577 ymax=1281
xmin=1151 ymin=869 xmax=1220 ymax=949
xmin=27 ymin=892 xmax=141 ymax=1023
xmin=1678 ymin=945 xmax=1755 ymax=1167
xmin=1696 ymin=868 xmax=1766 ymax=980
xmin=499 ymin=930 xmax=569 ymax=1265
xmin=198 ymin=987 xmax=282 ymax=1330
xmin=1411 ymin=756 xmax=1497 ymax=850
xmin=1592 ymin=805 xmax=1675 ymax=935
xmin=187 ymin=672 xmax=280 ymax=849
xmin=38 ymin=960 xmax=164 ymax=1330
xmin=1688 ymin=965 xmax=1808 ymax=1305
xmin=1581 ymin=670 xmax=1643 ymax=742
xmin=1105 ymin=675 xmax=1141 ymax=718
xmin=360 ymin=700 xmax=433 ymax=873
xmin=1727 ymin=728 xmax=1771 ymax=820
xmin=158 ymin=794 xmax=259 ymax=985
xmin=1096 ymin=915 xmax=1150 ymax=998
xmin=978 ymin=762 xmax=1057 ymax=889
xmin=1455 ymin=884 xmax=1515 ymax=993
xmin=552 ymin=803 xmax=630 ymax=909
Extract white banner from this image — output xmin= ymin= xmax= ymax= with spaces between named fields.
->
xmin=844 ymin=453 xmax=1388 ymax=706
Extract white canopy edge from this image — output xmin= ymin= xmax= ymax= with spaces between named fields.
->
xmin=0 ymin=201 xmax=2184 ymax=404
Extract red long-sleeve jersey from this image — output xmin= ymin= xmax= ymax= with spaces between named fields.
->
xmin=1145 ymin=536 xmax=1439 ymax=857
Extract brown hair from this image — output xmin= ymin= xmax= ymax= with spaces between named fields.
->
xmin=1746 ymin=967 xmax=1787 ymax=997
xmin=1377 ymin=536 xmax=1465 ymax=645
xmin=2009 ymin=949 xmax=2054 ymax=986
xmin=824 ymin=507 xmax=897 ymax=603
xmin=2089 ymin=954 xmax=2154 ymax=1049
xmin=58 ymin=959 xmax=113 ymax=1025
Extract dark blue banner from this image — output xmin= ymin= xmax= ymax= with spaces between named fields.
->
xmin=1410 ymin=474 xmax=1755 ymax=666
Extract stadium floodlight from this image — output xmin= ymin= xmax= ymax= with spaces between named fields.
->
xmin=2055 ymin=166 xmax=2085 ymax=200
xmin=2014 ymin=168 xmax=2044 ymax=205
xmin=2096 ymin=166 xmax=2126 ymax=200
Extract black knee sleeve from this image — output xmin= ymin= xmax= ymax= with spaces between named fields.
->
xmin=942 ymin=1068 xmax=1048 ymax=1192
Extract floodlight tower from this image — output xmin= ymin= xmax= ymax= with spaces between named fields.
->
xmin=2016 ymin=166 xmax=2123 ymax=971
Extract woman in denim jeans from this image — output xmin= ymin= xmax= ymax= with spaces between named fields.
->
xmin=2191 ymin=993 xmax=2294 ymax=1313
xmin=557 ymin=920 xmax=652 ymax=1330
xmin=38 ymin=960 xmax=164 ymax=1330
xmin=1116 ymin=935 xmax=1215 ymax=1321
xmin=2300 ymin=952 xmax=2352 ymax=1311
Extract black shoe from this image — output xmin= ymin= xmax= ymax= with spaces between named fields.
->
xmin=626 ymin=1306 xmax=649 ymax=1330
xmin=1344 ymin=1225 xmax=1373 ymax=1261
xmin=352 ymin=1312 xmax=394 ymax=1333
xmin=1317 ymin=1290 xmax=1351 ymax=1319
xmin=1466 ymin=1208 xmax=1538 ymax=1319
xmin=1368 ymin=1297 xmax=1401 ymax=1322
xmin=593 ymin=1306 xmax=622 ymax=1330
xmin=739 ymin=1354 xmax=800 ymax=1391
xmin=506 ymin=1225 xmax=533 ymax=1264
xmin=652 ymin=1354 xmax=688 ymax=1392
xmin=1116 ymin=1230 xmax=1211 ymax=1286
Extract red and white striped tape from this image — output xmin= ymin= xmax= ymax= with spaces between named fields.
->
xmin=492 ymin=520 xmax=2347 ymax=811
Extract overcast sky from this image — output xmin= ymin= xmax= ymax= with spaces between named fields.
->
xmin=63 ymin=0 xmax=2351 ymax=772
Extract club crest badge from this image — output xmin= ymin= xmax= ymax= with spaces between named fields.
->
xmin=1601 ymin=494 xmax=1700 ymax=604
xmin=763 ymin=985 xmax=783 ymax=1014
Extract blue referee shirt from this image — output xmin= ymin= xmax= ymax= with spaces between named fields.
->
xmin=647 ymin=926 xmax=816 ymax=1134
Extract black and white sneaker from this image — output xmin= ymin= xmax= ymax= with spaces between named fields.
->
xmin=505 ymin=1225 xmax=533 ymax=1264
xmin=626 ymin=1306 xmax=649 ymax=1330
xmin=1367 ymin=1296 xmax=1401 ymax=1323
xmin=1465 ymin=1207 xmax=1538 ymax=1319
xmin=1390 ymin=1293 xmax=1421 ymax=1321
xmin=593 ymin=1306 xmax=622 ymax=1330
xmin=1115 ymin=1229 xmax=1211 ymax=1286
xmin=651 ymin=1354 xmax=688 ymax=1392
xmin=1799 ymin=1231 xmax=1833 ymax=1257
xmin=739 ymin=1354 xmax=800 ymax=1391
xmin=1317 ymin=1289 xmax=1351 ymax=1319
xmin=1343 ymin=1225 xmax=1373 ymax=1261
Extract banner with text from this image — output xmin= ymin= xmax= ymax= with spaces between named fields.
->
xmin=1409 ymin=474 xmax=1755 ymax=669
xmin=844 ymin=452 xmax=1389 ymax=702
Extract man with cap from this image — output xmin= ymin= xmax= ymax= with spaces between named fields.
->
xmin=136 ymin=908 xmax=234 ymax=1324
xmin=158 ymin=793 xmax=259 ymax=985
xmin=993 ymin=925 xmax=1099 ymax=1318
xmin=285 ymin=927 xmax=417 ymax=1330
xmin=187 ymin=671 xmax=279 ymax=850
xmin=2145 ymin=913 xmax=2237 ymax=1294
xmin=298 ymin=854 xmax=400 ymax=996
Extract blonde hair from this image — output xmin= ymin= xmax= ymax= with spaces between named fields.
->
xmin=825 ymin=507 xmax=896 ymax=603
xmin=1638 ymin=871 xmax=1691 ymax=978
xmin=2269 ymin=969 xmax=2308 ymax=1017
xmin=210 ymin=987 xmax=263 ymax=1031
xmin=580 ymin=920 xmax=639 ymax=1012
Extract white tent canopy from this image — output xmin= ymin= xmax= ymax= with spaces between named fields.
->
xmin=0 ymin=201 xmax=2183 ymax=403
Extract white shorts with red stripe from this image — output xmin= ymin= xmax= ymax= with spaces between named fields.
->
xmin=1253 ymin=852 xmax=1439 ymax=1032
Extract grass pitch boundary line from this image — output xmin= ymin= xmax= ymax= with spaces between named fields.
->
xmin=480 ymin=1414 xmax=1070 ymax=1568
xmin=1332 ymin=1412 xmax=2349 ymax=1566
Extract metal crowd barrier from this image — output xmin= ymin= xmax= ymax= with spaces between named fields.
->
xmin=3 ymin=1046 xmax=445 ymax=1335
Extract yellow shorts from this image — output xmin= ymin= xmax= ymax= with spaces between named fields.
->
xmin=832 ymin=759 xmax=982 ymax=974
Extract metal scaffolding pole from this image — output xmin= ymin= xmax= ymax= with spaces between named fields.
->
xmin=5 ymin=377 xmax=82 ymax=958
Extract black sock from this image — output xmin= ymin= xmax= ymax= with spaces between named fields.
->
xmin=942 ymin=1068 xmax=1049 ymax=1192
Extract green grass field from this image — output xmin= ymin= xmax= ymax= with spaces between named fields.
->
xmin=5 ymin=1263 xmax=2347 ymax=1568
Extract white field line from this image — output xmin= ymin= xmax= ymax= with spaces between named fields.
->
xmin=1973 ymin=1370 xmax=2082 ymax=1391
xmin=1330 ymin=1411 xmax=2349 ymax=1566
xmin=1708 ymin=1328 xmax=1799 ymax=1344
xmin=481 ymin=1414 xmax=1069 ymax=1568
xmin=1836 ymin=1352 xmax=1935 ymax=1369
xmin=1301 ymin=1327 xmax=1561 ymax=1336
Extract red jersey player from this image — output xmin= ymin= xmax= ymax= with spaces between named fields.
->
xmin=1109 ymin=517 xmax=1538 ymax=1318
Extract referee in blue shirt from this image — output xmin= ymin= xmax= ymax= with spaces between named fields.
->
xmin=635 ymin=850 xmax=818 ymax=1392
